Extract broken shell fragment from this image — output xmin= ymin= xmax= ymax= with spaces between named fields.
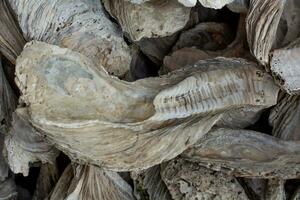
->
xmin=102 ymin=0 xmax=191 ymax=41
xmin=8 ymin=0 xmax=131 ymax=77
xmin=161 ymin=158 xmax=249 ymax=200
xmin=183 ymin=128 xmax=300 ymax=178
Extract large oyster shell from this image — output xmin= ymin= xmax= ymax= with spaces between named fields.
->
xmin=14 ymin=41 xmax=279 ymax=171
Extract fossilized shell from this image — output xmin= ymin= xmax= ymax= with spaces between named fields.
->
xmin=183 ymin=128 xmax=300 ymax=178
xmin=5 ymin=108 xmax=59 ymax=176
xmin=8 ymin=0 xmax=131 ymax=77
xmin=161 ymin=158 xmax=249 ymax=200
xmin=49 ymin=165 xmax=135 ymax=200
xmin=131 ymin=165 xmax=172 ymax=200
xmin=15 ymin=41 xmax=279 ymax=171
xmin=270 ymin=37 xmax=300 ymax=94
xmin=0 ymin=0 xmax=25 ymax=65
xmin=265 ymin=179 xmax=286 ymax=200
xmin=246 ymin=0 xmax=286 ymax=65
xmin=172 ymin=22 xmax=234 ymax=52
xmin=269 ymin=94 xmax=300 ymax=140
xmin=227 ymin=0 xmax=249 ymax=13
xmin=102 ymin=0 xmax=191 ymax=41
xmin=32 ymin=163 xmax=60 ymax=200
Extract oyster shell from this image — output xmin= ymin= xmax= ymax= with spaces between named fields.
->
xmin=5 ymin=109 xmax=59 ymax=176
xmin=0 ymin=0 xmax=25 ymax=65
xmin=161 ymin=158 xmax=249 ymax=200
xmin=49 ymin=165 xmax=135 ymax=200
xmin=8 ymin=0 xmax=131 ymax=77
xmin=15 ymin=41 xmax=279 ymax=171
xmin=102 ymin=0 xmax=191 ymax=41
xmin=183 ymin=128 xmax=300 ymax=178
xmin=246 ymin=0 xmax=286 ymax=65
xmin=199 ymin=0 xmax=235 ymax=9
xmin=270 ymin=37 xmax=300 ymax=94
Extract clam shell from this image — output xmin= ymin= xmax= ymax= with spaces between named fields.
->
xmin=161 ymin=158 xmax=249 ymax=200
xmin=183 ymin=128 xmax=300 ymax=178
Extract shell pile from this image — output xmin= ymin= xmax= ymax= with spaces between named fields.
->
xmin=1 ymin=0 xmax=300 ymax=199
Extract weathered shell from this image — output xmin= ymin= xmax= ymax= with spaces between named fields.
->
xmin=103 ymin=0 xmax=191 ymax=41
xmin=8 ymin=0 xmax=131 ymax=77
xmin=178 ymin=0 xmax=197 ymax=7
xmin=161 ymin=158 xmax=249 ymax=200
xmin=270 ymin=37 xmax=300 ymax=94
xmin=5 ymin=109 xmax=59 ymax=176
xmin=269 ymin=94 xmax=300 ymax=140
xmin=32 ymin=163 xmax=60 ymax=200
xmin=15 ymin=41 xmax=281 ymax=170
xmin=172 ymin=22 xmax=234 ymax=52
xmin=183 ymin=128 xmax=300 ymax=178
xmin=0 ymin=0 xmax=25 ymax=65
xmin=49 ymin=165 xmax=135 ymax=200
xmin=246 ymin=0 xmax=286 ymax=65
xmin=131 ymin=166 xmax=172 ymax=200
xmin=198 ymin=0 xmax=235 ymax=9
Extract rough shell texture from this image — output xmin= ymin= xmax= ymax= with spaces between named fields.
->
xmin=5 ymin=109 xmax=59 ymax=176
xmin=15 ymin=41 xmax=279 ymax=170
xmin=246 ymin=0 xmax=286 ymax=65
xmin=0 ymin=0 xmax=25 ymax=65
xmin=8 ymin=0 xmax=131 ymax=77
xmin=265 ymin=179 xmax=286 ymax=200
xmin=270 ymin=37 xmax=300 ymax=94
xmin=131 ymin=166 xmax=172 ymax=200
xmin=102 ymin=0 xmax=191 ymax=41
xmin=269 ymin=94 xmax=300 ymax=140
xmin=161 ymin=158 xmax=249 ymax=200
xmin=49 ymin=165 xmax=135 ymax=200
xmin=183 ymin=128 xmax=300 ymax=178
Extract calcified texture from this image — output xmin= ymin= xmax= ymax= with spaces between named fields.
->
xmin=270 ymin=37 xmax=300 ymax=94
xmin=0 ymin=0 xmax=25 ymax=65
xmin=131 ymin=166 xmax=172 ymax=200
xmin=8 ymin=0 xmax=131 ymax=77
xmin=103 ymin=0 xmax=191 ymax=41
xmin=5 ymin=109 xmax=59 ymax=176
xmin=183 ymin=128 xmax=300 ymax=178
xmin=161 ymin=158 xmax=249 ymax=199
xmin=246 ymin=0 xmax=286 ymax=65
xmin=49 ymin=164 xmax=135 ymax=200
xmin=15 ymin=41 xmax=280 ymax=171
